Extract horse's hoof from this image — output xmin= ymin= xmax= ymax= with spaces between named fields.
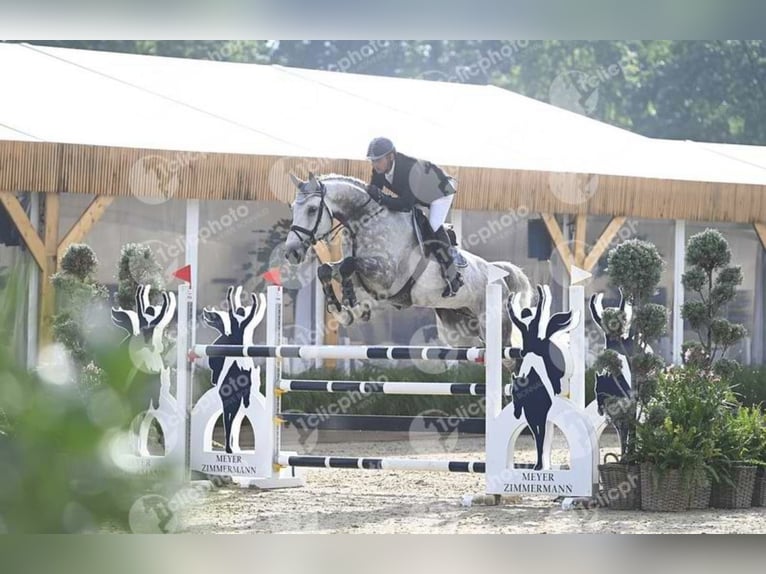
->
xmin=533 ymin=463 xmax=543 ymax=471
xmin=327 ymin=303 xmax=342 ymax=314
xmin=226 ymin=446 xmax=233 ymax=454
xmin=340 ymin=310 xmax=355 ymax=326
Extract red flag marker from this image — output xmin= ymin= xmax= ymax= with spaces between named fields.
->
xmin=263 ymin=267 xmax=282 ymax=286
xmin=172 ymin=264 xmax=192 ymax=284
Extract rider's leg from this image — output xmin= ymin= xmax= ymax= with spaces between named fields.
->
xmin=426 ymin=195 xmax=464 ymax=297
xmin=428 ymin=195 xmax=453 ymax=232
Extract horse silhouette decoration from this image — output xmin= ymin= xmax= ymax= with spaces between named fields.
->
xmin=507 ymin=285 xmax=579 ymax=470
xmin=284 ymin=173 xmax=533 ymax=348
xmin=202 ymin=286 xmax=266 ymax=454
xmin=589 ymin=289 xmax=644 ymax=455
xmin=111 ymin=284 xmax=177 ymax=409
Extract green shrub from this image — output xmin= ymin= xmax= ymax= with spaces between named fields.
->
xmin=727 ymin=366 xmax=766 ymax=407
xmin=636 ymin=365 xmax=734 ymax=480
xmin=0 ymin=270 xmax=160 ymax=532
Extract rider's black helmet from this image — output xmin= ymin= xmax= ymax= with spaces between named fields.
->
xmin=366 ymin=137 xmax=395 ymax=161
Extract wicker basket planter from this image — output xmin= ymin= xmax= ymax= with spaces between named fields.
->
xmin=686 ymin=467 xmax=712 ymax=510
xmin=751 ymin=468 xmax=766 ymax=507
xmin=711 ymin=465 xmax=758 ymax=509
xmin=599 ymin=455 xmax=641 ymax=510
xmin=640 ymin=463 xmax=688 ymax=512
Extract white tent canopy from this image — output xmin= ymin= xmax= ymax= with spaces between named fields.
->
xmin=1 ymin=42 xmax=764 ymax=185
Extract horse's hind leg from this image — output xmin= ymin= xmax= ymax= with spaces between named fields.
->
xmin=434 ymin=308 xmax=482 ymax=347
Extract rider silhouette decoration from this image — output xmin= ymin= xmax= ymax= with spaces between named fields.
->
xmin=366 ymin=137 xmax=466 ymax=297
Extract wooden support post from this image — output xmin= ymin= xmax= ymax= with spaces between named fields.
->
xmin=583 ymin=216 xmax=627 ymax=272
xmin=574 ymin=214 xmax=587 ymax=267
xmin=541 ymin=213 xmax=574 ymax=277
xmin=0 ymin=191 xmax=46 ymax=270
xmin=57 ymin=196 xmax=115 ymax=263
xmin=754 ymin=223 xmax=766 ymax=251
xmin=39 ymin=192 xmax=60 ymax=347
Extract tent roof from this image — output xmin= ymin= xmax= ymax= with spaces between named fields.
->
xmin=1 ymin=42 xmax=765 ymax=186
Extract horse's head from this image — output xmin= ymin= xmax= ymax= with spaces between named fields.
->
xmin=285 ymin=172 xmax=334 ymax=264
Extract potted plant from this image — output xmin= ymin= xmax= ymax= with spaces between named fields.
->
xmin=594 ymin=239 xmax=668 ymax=509
xmin=635 ymin=364 xmax=731 ymax=511
xmin=710 ymin=406 xmax=764 ymax=509
xmin=751 ymin=407 xmax=766 ymax=507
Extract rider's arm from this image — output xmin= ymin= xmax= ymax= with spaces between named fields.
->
xmin=376 ymin=193 xmax=413 ymax=212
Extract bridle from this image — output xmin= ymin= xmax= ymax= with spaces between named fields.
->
xmin=289 ymin=179 xmax=377 ymax=250
xmin=289 ymin=180 xmax=335 ymax=248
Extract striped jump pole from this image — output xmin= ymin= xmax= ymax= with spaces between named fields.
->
xmin=278 ymin=454 xmax=485 ymax=473
xmin=279 ymin=379 xmax=513 ymax=397
xmin=193 ymin=344 xmax=486 ymax=362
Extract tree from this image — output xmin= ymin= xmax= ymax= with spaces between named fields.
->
xmin=681 ymin=228 xmax=746 ymax=371
xmin=50 ymin=244 xmax=109 ymax=394
xmin=116 ymin=243 xmax=165 ymax=310
xmin=595 ymin=239 xmax=668 ymax=462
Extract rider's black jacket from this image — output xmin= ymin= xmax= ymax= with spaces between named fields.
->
xmin=368 ymin=152 xmax=455 ymax=212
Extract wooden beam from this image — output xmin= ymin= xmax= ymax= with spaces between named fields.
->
xmin=755 ymin=223 xmax=766 ymax=251
xmin=583 ymin=216 xmax=627 ymax=272
xmin=574 ymin=214 xmax=587 ymax=267
xmin=57 ymin=196 xmax=115 ymax=262
xmin=0 ymin=191 xmax=46 ymax=270
xmin=39 ymin=192 xmax=60 ymax=347
xmin=541 ymin=213 xmax=574 ymax=276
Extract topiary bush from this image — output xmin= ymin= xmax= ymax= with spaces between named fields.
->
xmin=681 ymin=228 xmax=746 ymax=370
xmin=116 ymin=243 xmax=164 ymax=310
xmin=50 ymin=244 xmax=109 ymax=391
xmin=597 ymin=239 xmax=669 ymax=463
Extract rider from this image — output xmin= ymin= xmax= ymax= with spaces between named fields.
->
xmin=365 ymin=136 xmax=465 ymax=298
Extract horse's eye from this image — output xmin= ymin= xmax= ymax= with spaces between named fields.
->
xmin=307 ymin=207 xmax=318 ymax=216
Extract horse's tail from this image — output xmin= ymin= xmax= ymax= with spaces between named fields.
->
xmin=489 ymin=261 xmax=533 ymax=308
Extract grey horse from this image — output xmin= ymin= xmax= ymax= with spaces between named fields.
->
xmin=284 ymin=173 xmax=533 ymax=347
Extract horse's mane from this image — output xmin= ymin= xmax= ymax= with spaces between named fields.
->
xmin=317 ymin=173 xmax=368 ymax=191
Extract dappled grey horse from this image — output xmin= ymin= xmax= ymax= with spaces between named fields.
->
xmin=284 ymin=173 xmax=533 ymax=347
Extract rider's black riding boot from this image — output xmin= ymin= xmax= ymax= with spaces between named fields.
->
xmin=429 ymin=227 xmax=464 ymax=298
xmin=432 ymin=225 xmax=468 ymax=268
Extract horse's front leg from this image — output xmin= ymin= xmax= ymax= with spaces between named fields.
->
xmin=339 ymin=257 xmax=358 ymax=309
xmin=338 ymin=257 xmax=377 ymax=322
xmin=317 ymin=262 xmax=355 ymax=326
xmin=317 ymin=263 xmax=342 ymax=313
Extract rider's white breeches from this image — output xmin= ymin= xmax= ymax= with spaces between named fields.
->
xmin=429 ymin=193 xmax=454 ymax=231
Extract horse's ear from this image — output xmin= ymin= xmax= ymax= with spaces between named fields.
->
xmin=308 ymin=171 xmax=316 ymax=181
xmin=289 ymin=173 xmax=304 ymax=189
